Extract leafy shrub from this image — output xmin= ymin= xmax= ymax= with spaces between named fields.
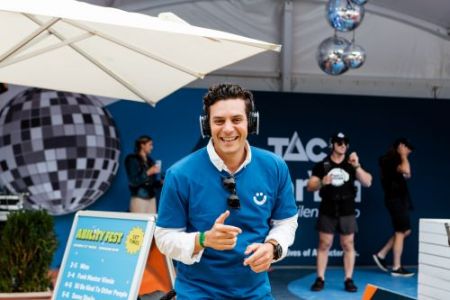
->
xmin=0 ymin=210 xmax=57 ymax=292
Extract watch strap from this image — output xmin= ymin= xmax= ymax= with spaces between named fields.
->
xmin=266 ymin=240 xmax=282 ymax=260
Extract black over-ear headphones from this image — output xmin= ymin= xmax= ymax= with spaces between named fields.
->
xmin=199 ymin=99 xmax=259 ymax=138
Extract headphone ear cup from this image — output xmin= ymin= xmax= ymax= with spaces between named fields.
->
xmin=248 ymin=111 xmax=259 ymax=135
xmin=199 ymin=114 xmax=210 ymax=138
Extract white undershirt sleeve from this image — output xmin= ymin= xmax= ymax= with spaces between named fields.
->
xmin=264 ymin=214 xmax=298 ymax=262
xmin=154 ymin=226 xmax=205 ymax=265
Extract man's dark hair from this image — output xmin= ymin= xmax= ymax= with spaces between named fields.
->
xmin=203 ymin=83 xmax=254 ymax=116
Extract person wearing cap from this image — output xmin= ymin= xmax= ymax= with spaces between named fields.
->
xmin=307 ymin=132 xmax=372 ymax=292
xmin=373 ymin=138 xmax=415 ymax=277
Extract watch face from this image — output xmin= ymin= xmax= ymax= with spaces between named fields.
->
xmin=274 ymin=244 xmax=282 ymax=260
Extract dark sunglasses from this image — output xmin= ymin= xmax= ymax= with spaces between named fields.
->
xmin=335 ymin=140 xmax=349 ymax=146
xmin=222 ymin=176 xmax=240 ymax=209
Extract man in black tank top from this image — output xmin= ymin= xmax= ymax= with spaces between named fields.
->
xmin=307 ymin=132 xmax=373 ymax=292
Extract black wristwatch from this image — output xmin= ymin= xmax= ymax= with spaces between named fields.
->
xmin=267 ymin=240 xmax=282 ymax=260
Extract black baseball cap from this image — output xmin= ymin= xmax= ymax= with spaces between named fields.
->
xmin=394 ymin=137 xmax=415 ymax=150
xmin=331 ymin=132 xmax=350 ymax=144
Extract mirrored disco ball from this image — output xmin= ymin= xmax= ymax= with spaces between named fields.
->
xmin=351 ymin=0 xmax=368 ymax=5
xmin=0 ymin=89 xmax=120 ymax=215
xmin=317 ymin=36 xmax=351 ymax=75
xmin=326 ymin=0 xmax=365 ymax=32
xmin=344 ymin=43 xmax=366 ymax=69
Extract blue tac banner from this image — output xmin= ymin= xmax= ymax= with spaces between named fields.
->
xmin=247 ymin=91 xmax=449 ymax=266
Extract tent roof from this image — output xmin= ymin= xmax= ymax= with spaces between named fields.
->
xmin=374 ymin=0 xmax=450 ymax=32
xmin=83 ymin=0 xmax=450 ymax=100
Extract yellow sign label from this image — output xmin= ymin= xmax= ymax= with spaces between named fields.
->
xmin=125 ymin=227 xmax=145 ymax=254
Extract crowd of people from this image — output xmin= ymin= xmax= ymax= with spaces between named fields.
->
xmin=125 ymin=83 xmax=415 ymax=299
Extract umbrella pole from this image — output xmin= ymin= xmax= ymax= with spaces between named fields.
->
xmin=0 ymin=17 xmax=60 ymax=63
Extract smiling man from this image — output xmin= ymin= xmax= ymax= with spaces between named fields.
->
xmin=155 ymin=83 xmax=298 ymax=299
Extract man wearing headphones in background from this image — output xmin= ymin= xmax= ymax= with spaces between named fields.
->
xmin=307 ymin=132 xmax=372 ymax=293
xmin=154 ymin=83 xmax=298 ymax=299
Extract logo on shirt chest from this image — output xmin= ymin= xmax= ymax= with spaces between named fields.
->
xmin=253 ymin=192 xmax=268 ymax=205
xmin=327 ymin=168 xmax=350 ymax=187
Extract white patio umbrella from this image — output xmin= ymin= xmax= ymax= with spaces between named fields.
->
xmin=0 ymin=0 xmax=281 ymax=105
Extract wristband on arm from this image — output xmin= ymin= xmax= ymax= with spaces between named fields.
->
xmin=199 ymin=231 xmax=206 ymax=248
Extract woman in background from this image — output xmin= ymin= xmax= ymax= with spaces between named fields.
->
xmin=124 ymin=135 xmax=162 ymax=213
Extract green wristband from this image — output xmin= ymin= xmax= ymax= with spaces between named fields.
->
xmin=199 ymin=232 xmax=206 ymax=248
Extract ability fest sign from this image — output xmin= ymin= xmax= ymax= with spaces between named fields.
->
xmin=53 ymin=211 xmax=155 ymax=300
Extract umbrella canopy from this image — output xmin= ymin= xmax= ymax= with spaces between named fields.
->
xmin=0 ymin=0 xmax=281 ymax=105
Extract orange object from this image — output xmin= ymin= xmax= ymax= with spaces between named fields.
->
xmin=138 ymin=240 xmax=174 ymax=296
xmin=362 ymin=284 xmax=378 ymax=300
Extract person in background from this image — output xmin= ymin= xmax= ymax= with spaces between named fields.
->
xmin=124 ymin=135 xmax=162 ymax=214
xmin=373 ymin=138 xmax=415 ymax=277
xmin=307 ymin=132 xmax=372 ymax=293
xmin=154 ymin=83 xmax=298 ymax=299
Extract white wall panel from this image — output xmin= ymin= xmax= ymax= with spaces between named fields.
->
xmin=418 ymin=219 xmax=450 ymax=300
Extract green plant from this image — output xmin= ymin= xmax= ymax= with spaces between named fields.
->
xmin=0 ymin=210 xmax=57 ymax=292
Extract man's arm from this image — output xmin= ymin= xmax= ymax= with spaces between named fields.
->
xmin=154 ymin=227 xmax=203 ymax=265
xmin=355 ymin=166 xmax=372 ymax=187
xmin=307 ymin=174 xmax=333 ymax=191
xmin=155 ymin=210 xmax=242 ymax=264
xmin=397 ymin=155 xmax=411 ymax=178
xmin=307 ymin=175 xmax=322 ymax=192
xmin=243 ymin=214 xmax=298 ymax=273
xmin=155 ymin=169 xmax=200 ymax=264
xmin=397 ymin=144 xmax=411 ymax=178
xmin=348 ymin=152 xmax=372 ymax=187
xmin=264 ymin=214 xmax=298 ymax=261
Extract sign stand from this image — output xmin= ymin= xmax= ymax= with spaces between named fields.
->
xmin=53 ymin=211 xmax=157 ymax=300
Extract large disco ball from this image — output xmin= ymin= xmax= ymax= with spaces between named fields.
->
xmin=317 ymin=36 xmax=351 ymax=75
xmin=344 ymin=43 xmax=366 ymax=69
xmin=351 ymin=0 xmax=368 ymax=5
xmin=326 ymin=0 xmax=365 ymax=32
xmin=0 ymin=89 xmax=120 ymax=215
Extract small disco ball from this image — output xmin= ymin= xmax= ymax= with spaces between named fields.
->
xmin=351 ymin=0 xmax=368 ymax=5
xmin=326 ymin=0 xmax=365 ymax=32
xmin=0 ymin=89 xmax=120 ymax=215
xmin=344 ymin=43 xmax=366 ymax=69
xmin=317 ymin=36 xmax=351 ymax=75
